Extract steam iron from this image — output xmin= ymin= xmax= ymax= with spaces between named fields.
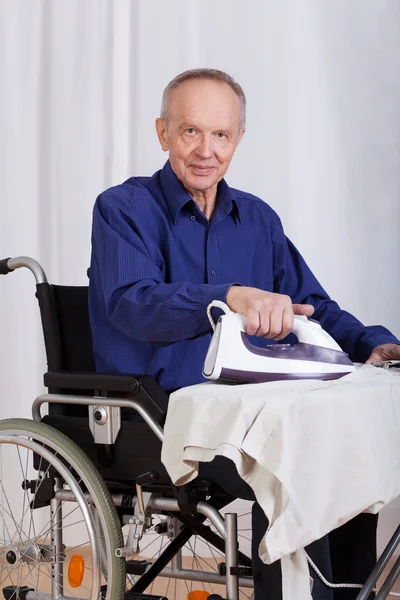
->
xmin=202 ymin=301 xmax=356 ymax=384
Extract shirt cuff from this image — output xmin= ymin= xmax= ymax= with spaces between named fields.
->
xmin=356 ymin=332 xmax=400 ymax=362
xmin=201 ymin=283 xmax=242 ymax=327
xmin=203 ymin=283 xmax=242 ymax=308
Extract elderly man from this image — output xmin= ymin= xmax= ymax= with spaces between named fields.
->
xmin=89 ymin=68 xmax=400 ymax=600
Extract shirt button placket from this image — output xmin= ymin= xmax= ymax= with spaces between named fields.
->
xmin=207 ymin=226 xmax=219 ymax=283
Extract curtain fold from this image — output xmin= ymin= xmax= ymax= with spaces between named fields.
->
xmin=1 ymin=0 xmax=399 ymax=549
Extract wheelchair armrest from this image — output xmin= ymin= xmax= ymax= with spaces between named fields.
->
xmin=43 ymin=371 xmax=169 ymax=424
xmin=44 ymin=371 xmax=143 ymax=393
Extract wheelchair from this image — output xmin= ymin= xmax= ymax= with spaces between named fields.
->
xmin=1 ymin=256 xmax=400 ymax=600
xmin=0 ymin=256 xmax=254 ymax=600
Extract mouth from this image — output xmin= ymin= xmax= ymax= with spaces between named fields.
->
xmin=189 ymin=165 xmax=216 ymax=176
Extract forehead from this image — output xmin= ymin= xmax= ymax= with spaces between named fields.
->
xmin=168 ymin=79 xmax=241 ymax=128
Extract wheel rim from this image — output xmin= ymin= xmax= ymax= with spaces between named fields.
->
xmin=0 ymin=434 xmax=101 ymax=599
xmin=0 ymin=419 xmax=126 ymax=600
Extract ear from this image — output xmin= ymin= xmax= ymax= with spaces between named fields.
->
xmin=155 ymin=118 xmax=169 ymax=151
xmin=237 ymin=128 xmax=246 ymax=145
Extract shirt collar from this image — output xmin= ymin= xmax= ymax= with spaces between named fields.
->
xmin=159 ymin=160 xmax=241 ymax=224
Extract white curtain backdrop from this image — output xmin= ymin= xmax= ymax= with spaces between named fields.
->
xmin=1 ymin=0 xmax=399 ymax=554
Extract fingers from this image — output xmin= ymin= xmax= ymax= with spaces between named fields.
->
xmin=246 ymin=305 xmax=294 ymax=339
xmin=365 ymin=344 xmax=400 ymax=364
xmin=264 ymin=305 xmax=295 ymax=340
xmin=279 ymin=305 xmax=294 ymax=340
xmin=293 ymin=303 xmax=314 ymax=316
xmin=267 ymin=309 xmax=284 ymax=339
xmin=226 ymin=286 xmax=315 ymax=339
xmin=246 ymin=309 xmax=260 ymax=336
xmin=246 ymin=308 xmax=283 ymax=338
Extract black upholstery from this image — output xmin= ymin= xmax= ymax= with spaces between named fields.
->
xmin=35 ymin=281 xmax=170 ymax=483
xmin=36 ymin=283 xmax=95 ymax=374
xmin=40 ymin=414 xmax=170 ymax=484
xmin=51 ymin=284 xmax=96 ymax=372
xmin=35 ymin=282 xmax=168 ymax=420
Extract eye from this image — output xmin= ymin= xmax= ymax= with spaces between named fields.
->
xmin=216 ymin=132 xmax=227 ymax=139
xmin=186 ymin=128 xmax=196 ymax=134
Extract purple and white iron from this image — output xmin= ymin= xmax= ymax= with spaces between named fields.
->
xmin=202 ymin=301 xmax=356 ymax=384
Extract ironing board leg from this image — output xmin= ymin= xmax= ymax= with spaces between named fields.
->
xmin=355 ymin=524 xmax=400 ymax=600
xmin=225 ymin=513 xmax=239 ymax=600
xmin=374 ymin=555 xmax=400 ymax=600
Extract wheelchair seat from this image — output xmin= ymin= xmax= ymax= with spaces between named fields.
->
xmin=42 ymin=412 xmax=170 ymax=484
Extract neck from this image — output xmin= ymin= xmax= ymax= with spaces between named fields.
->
xmin=187 ymin=184 xmax=218 ymax=220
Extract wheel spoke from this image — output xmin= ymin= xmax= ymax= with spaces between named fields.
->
xmin=207 ymin=539 xmax=223 ymax=567
xmin=0 ymin=424 xmax=126 ymax=600
xmin=37 ymin=515 xmax=86 ymax=542
xmin=26 ymin=455 xmax=53 ymax=544
xmin=137 ymin=531 xmax=168 ymax=556
xmin=187 ymin=539 xmax=208 ymax=592
xmin=0 ymin=475 xmax=28 ymax=546
xmin=16 ymin=446 xmax=30 ymax=548
xmin=0 ymin=502 xmax=21 ymax=545
xmin=0 ymin=567 xmax=16 ymax=590
xmin=0 ymin=422 xmax=257 ymax=599
xmin=150 ymin=534 xmax=163 ymax=595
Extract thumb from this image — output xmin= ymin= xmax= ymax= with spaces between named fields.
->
xmin=293 ymin=303 xmax=315 ymax=317
xmin=365 ymin=351 xmax=381 ymax=365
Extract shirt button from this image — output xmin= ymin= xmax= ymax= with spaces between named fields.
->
xmin=211 ymin=269 xmax=216 ymax=276
xmin=190 ymin=215 xmax=196 ymax=221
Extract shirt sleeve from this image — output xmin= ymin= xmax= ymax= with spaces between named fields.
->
xmin=91 ymin=191 xmax=232 ymax=345
xmin=270 ymin=213 xmax=399 ymax=362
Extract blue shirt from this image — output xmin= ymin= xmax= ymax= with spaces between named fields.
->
xmin=89 ymin=160 xmax=398 ymax=391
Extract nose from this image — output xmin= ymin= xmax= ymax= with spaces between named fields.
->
xmin=195 ymin=134 xmax=214 ymax=159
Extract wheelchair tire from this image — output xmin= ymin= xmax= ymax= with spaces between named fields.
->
xmin=0 ymin=418 xmax=126 ymax=600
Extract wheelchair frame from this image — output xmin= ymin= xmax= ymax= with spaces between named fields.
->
xmin=0 ymin=256 xmax=254 ymax=600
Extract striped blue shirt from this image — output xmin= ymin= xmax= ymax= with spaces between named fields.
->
xmin=89 ymin=160 xmax=398 ymax=391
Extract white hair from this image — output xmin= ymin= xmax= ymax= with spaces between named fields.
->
xmin=160 ymin=68 xmax=246 ymax=130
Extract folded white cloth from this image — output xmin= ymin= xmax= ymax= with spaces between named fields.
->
xmin=161 ymin=365 xmax=400 ymax=600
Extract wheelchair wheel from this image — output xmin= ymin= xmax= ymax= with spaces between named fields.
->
xmin=0 ymin=418 xmax=126 ymax=600
xmin=124 ymin=504 xmax=254 ymax=599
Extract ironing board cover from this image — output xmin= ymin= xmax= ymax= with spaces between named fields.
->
xmin=161 ymin=365 xmax=400 ymax=600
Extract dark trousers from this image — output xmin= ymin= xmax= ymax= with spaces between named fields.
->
xmin=198 ymin=457 xmax=377 ymax=600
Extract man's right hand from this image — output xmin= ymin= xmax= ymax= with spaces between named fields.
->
xmin=226 ymin=286 xmax=315 ymax=340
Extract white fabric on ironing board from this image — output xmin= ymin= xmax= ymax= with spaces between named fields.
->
xmin=161 ymin=365 xmax=400 ymax=600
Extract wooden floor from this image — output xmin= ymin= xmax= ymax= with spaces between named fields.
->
xmin=1 ymin=550 xmax=399 ymax=599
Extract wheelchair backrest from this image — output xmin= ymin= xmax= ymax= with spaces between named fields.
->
xmin=36 ymin=282 xmax=95 ymax=415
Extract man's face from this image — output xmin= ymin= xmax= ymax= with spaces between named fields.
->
xmin=156 ymin=79 xmax=245 ymax=195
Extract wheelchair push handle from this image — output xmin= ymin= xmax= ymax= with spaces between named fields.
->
xmin=0 ymin=258 xmax=12 ymax=275
xmin=0 ymin=256 xmax=47 ymax=284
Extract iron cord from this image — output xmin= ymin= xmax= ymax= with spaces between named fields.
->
xmin=306 ymin=552 xmax=400 ymax=597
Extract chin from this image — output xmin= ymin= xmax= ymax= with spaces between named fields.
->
xmin=186 ymin=174 xmax=219 ymax=191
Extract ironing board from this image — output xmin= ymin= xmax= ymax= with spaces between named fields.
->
xmin=161 ymin=364 xmax=400 ymax=600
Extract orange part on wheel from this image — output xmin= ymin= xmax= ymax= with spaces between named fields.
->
xmin=186 ymin=591 xmax=211 ymax=599
xmin=68 ymin=553 xmax=85 ymax=588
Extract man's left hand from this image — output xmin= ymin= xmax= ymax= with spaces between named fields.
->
xmin=365 ymin=343 xmax=400 ymax=364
